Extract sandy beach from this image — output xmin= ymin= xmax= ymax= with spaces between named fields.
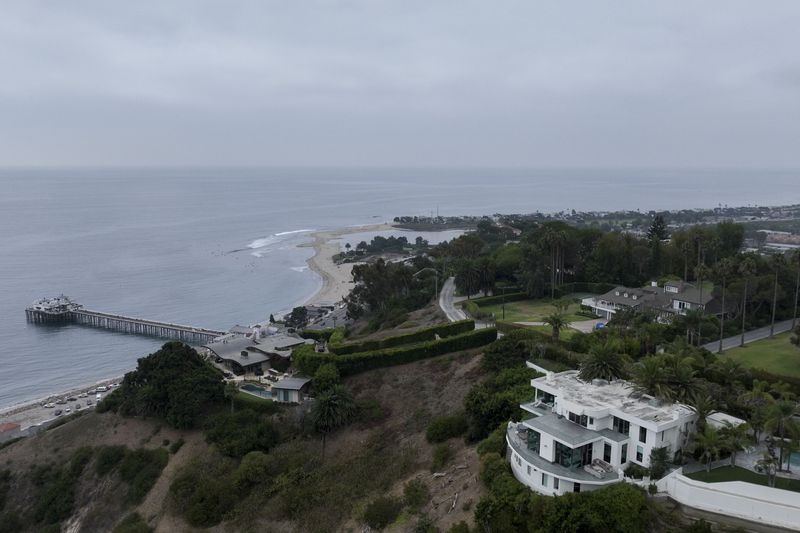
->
xmin=1 ymin=223 xmax=397 ymax=433
xmin=301 ymin=223 xmax=395 ymax=306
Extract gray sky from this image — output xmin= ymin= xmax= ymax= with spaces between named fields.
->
xmin=2 ymin=1 xmax=799 ymax=167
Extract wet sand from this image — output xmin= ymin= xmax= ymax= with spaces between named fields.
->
xmin=300 ymin=223 xmax=394 ymax=306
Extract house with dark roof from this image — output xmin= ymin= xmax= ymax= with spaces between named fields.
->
xmin=581 ymin=280 xmax=716 ymax=322
xmin=204 ymin=333 xmax=309 ymax=375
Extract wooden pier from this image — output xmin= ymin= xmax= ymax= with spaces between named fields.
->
xmin=25 ymin=296 xmax=225 ymax=344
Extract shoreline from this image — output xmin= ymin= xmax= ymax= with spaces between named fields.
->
xmin=1 ymin=222 xmax=398 ymax=429
xmin=300 ymin=222 xmax=395 ymax=306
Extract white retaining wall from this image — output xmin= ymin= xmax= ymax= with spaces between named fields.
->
xmin=661 ymin=469 xmax=800 ymax=531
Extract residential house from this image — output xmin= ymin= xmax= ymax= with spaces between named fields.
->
xmin=507 ymin=368 xmax=697 ymax=495
xmin=581 ymin=280 xmax=716 ymax=322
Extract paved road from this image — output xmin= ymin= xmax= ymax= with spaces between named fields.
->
xmin=702 ymin=318 xmax=795 ymax=353
xmin=439 ymin=277 xmax=467 ymax=322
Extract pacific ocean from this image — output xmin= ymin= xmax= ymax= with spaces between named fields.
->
xmin=0 ymin=166 xmax=797 ymax=407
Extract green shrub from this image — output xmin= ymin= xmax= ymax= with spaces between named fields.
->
xmin=0 ymin=469 xmax=10 ymax=510
xmin=426 ymin=413 xmax=468 ymax=443
xmin=328 ymin=327 xmax=347 ymax=346
xmin=0 ymin=512 xmax=23 ymax=533
xmin=330 ymin=320 xmax=475 ymax=355
xmin=296 ymin=328 xmax=498 ymax=376
xmin=648 ymin=483 xmax=657 ymax=495
xmin=479 ymin=452 xmax=508 ymax=485
xmin=447 ymin=521 xmax=472 ymax=533
xmin=232 ymin=392 xmax=280 ymax=414
xmin=32 ymin=447 xmax=94 ymax=526
xmin=205 ymin=409 xmax=281 ymax=458
xmin=95 ymin=445 xmax=126 ymax=476
xmin=431 ymin=443 xmax=453 ymax=472
xmin=169 ymin=438 xmax=185 ymax=454
xmin=119 ymin=448 xmax=169 ymax=503
xmin=313 ymin=362 xmax=341 ymax=394
xmin=363 ymin=496 xmax=403 ymax=530
xmin=403 ymin=478 xmax=430 ymax=511
xmin=113 ymin=513 xmax=153 ymax=533
xmin=477 ymin=423 xmax=508 ymax=456
xmin=468 ymin=292 xmax=527 ymax=307
xmin=300 ymin=328 xmax=335 ymax=341
xmin=624 ymin=464 xmax=649 ymax=480
xmin=170 ymin=459 xmax=238 ymax=528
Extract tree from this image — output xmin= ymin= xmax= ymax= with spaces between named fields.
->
xmin=694 ymin=425 xmax=723 ymax=472
xmin=99 ymin=342 xmax=224 ymax=429
xmin=313 ymin=362 xmax=340 ymax=394
xmin=715 ymin=258 xmax=736 ymax=353
xmin=287 ymin=306 xmax=309 ymax=328
xmin=688 ymin=393 xmax=717 ymax=432
xmin=738 ymin=257 xmax=757 ymax=347
xmin=792 ymin=250 xmax=800 ymax=331
xmin=632 ymin=357 xmax=670 ymax=400
xmin=578 ymin=341 xmax=630 ymax=382
xmin=224 ymin=381 xmax=238 ymax=414
xmin=764 ymin=400 xmax=800 ymax=470
xmin=738 ymin=380 xmax=775 ymax=444
xmin=646 ymin=215 xmax=668 ymax=242
xmin=311 ymin=384 xmax=356 ymax=460
xmin=648 ymin=446 xmax=670 ymax=479
xmin=269 ymin=313 xmax=275 ymax=324
xmin=543 ymin=312 xmax=570 ymax=341
xmin=719 ymin=421 xmax=750 ymax=467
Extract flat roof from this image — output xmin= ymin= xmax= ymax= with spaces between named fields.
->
xmin=533 ymin=370 xmax=694 ymax=428
xmin=523 ymin=414 xmax=598 ymax=447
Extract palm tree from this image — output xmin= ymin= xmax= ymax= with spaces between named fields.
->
xmin=769 ymin=381 xmax=796 ymax=402
xmin=578 ymin=341 xmax=631 ymax=382
xmin=694 ymin=263 xmax=712 ymax=346
xmin=694 ymin=425 xmax=723 ymax=473
xmin=688 ymin=393 xmax=718 ymax=432
xmin=632 ymin=356 xmax=670 ymax=400
xmin=738 ymin=379 xmax=775 ymax=444
xmin=719 ymin=421 xmax=750 ymax=467
xmin=311 ymin=384 xmax=357 ymax=461
xmin=667 ymin=361 xmax=699 ymax=403
xmin=792 ymin=250 xmax=800 ymax=330
xmin=738 ymin=257 xmax=757 ymax=347
xmin=756 ymin=451 xmax=780 ymax=487
xmin=715 ymin=258 xmax=736 ymax=353
xmin=224 ymin=381 xmax=239 ymax=414
xmin=709 ymin=357 xmax=746 ymax=389
xmin=543 ymin=312 xmax=571 ymax=341
xmin=764 ymin=400 xmax=800 ymax=470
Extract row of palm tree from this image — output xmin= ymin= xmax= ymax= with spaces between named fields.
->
xmin=692 ymin=421 xmax=751 ymax=472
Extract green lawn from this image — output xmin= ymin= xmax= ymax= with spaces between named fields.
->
xmin=687 ymin=466 xmax=800 ymax=493
xmin=721 ymin=332 xmax=800 ymax=378
xmin=479 ymin=297 xmax=595 ymax=324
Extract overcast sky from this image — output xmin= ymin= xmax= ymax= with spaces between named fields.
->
xmin=1 ymin=1 xmax=799 ymax=168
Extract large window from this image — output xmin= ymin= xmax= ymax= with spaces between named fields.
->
xmin=554 ymin=477 xmax=559 ymax=490
xmin=636 ymin=445 xmax=644 ymax=462
xmin=613 ymin=416 xmax=630 ymax=435
xmin=621 ymin=443 xmax=628 ymax=462
xmin=527 ymin=429 xmax=541 ymax=455
xmin=568 ymin=411 xmax=588 ymax=427
xmin=538 ymin=391 xmax=556 ymax=405
xmin=555 ymin=441 xmax=593 ymax=469
xmin=541 ymin=473 xmax=548 ymax=487
xmin=603 ymin=443 xmax=612 ymax=463
xmin=639 ymin=427 xmax=647 ymax=443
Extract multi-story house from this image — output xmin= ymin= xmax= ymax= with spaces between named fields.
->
xmin=506 ymin=368 xmax=696 ymax=495
xmin=581 ymin=280 xmax=717 ymax=322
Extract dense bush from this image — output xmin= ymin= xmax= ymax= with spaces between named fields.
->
xmin=32 ymin=447 xmax=93 ymax=527
xmin=0 ymin=469 xmax=10 ymax=510
xmin=170 ymin=458 xmax=238 ymax=528
xmin=295 ymin=328 xmax=498 ymax=376
xmin=431 ymin=443 xmax=453 ymax=471
xmin=205 ymin=409 xmax=281 ymax=458
xmin=467 ymin=292 xmax=527 ymax=307
xmin=476 ymin=423 xmax=508 ymax=456
xmin=328 ymin=327 xmax=347 ymax=346
xmin=99 ymin=342 xmax=224 ymax=429
xmin=313 ymin=362 xmax=341 ymax=394
xmin=119 ymin=448 xmax=170 ymax=503
xmin=113 ymin=513 xmax=153 ymax=533
xmin=300 ymin=328 xmax=335 ymax=341
xmin=465 ymin=366 xmax=539 ymax=441
xmin=95 ymin=445 xmax=126 ymax=476
xmin=363 ymin=496 xmax=403 ymax=530
xmin=624 ymin=464 xmax=649 ymax=479
xmin=403 ymin=478 xmax=430 ymax=511
xmin=329 ymin=320 xmax=475 ymax=355
xmin=425 ymin=413 xmax=468 ymax=443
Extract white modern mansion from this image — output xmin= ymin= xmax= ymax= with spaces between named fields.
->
xmin=507 ymin=367 xmax=697 ymax=495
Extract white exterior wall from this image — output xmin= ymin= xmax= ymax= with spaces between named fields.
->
xmin=662 ymin=470 xmax=800 ymax=531
xmin=538 ymin=432 xmax=556 ymax=462
xmin=509 ymin=448 xmax=607 ymax=496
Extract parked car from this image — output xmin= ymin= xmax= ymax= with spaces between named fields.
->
xmin=54 ymin=409 xmax=62 ymax=416
xmin=96 ymin=393 xmax=102 ymax=401
xmin=78 ymin=392 xmax=88 ymax=398
xmin=55 ymin=398 xmax=66 ymax=405
xmin=96 ymin=386 xmax=107 ymax=392
xmin=44 ymin=403 xmax=55 ymax=408
xmin=67 ymin=396 xmax=77 ymax=402
xmin=85 ymin=399 xmax=93 ymax=406
xmin=65 ymin=407 xmax=71 ymax=413
xmin=87 ymin=388 xmax=96 ymax=394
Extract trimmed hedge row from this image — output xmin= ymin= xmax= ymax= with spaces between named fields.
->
xmin=465 ymin=292 xmax=527 ymax=307
xmin=328 ymin=327 xmax=347 ymax=346
xmin=294 ymin=327 xmax=498 ymax=376
xmin=299 ymin=328 xmax=335 ymax=341
xmin=329 ymin=320 xmax=475 ymax=355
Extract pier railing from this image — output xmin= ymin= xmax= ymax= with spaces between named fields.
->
xmin=25 ymin=303 xmax=225 ymax=345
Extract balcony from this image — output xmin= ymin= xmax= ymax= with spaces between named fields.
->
xmin=506 ymin=422 xmax=621 ymax=485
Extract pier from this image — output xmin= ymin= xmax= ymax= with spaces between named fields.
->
xmin=25 ymin=296 xmax=225 ymax=344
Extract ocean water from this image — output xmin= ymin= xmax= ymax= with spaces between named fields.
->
xmin=0 ymin=166 xmax=798 ymax=407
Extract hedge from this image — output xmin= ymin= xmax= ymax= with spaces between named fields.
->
xmin=466 ymin=292 xmax=527 ymax=307
xmin=299 ymin=328 xmax=335 ymax=341
xmin=329 ymin=320 xmax=475 ymax=355
xmin=328 ymin=327 xmax=347 ymax=346
xmin=294 ymin=327 xmax=498 ymax=376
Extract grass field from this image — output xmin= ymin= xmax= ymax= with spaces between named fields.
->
xmin=479 ymin=296 xmax=595 ymax=324
xmin=687 ymin=465 xmax=800 ymax=493
xmin=721 ymin=332 xmax=800 ymax=378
